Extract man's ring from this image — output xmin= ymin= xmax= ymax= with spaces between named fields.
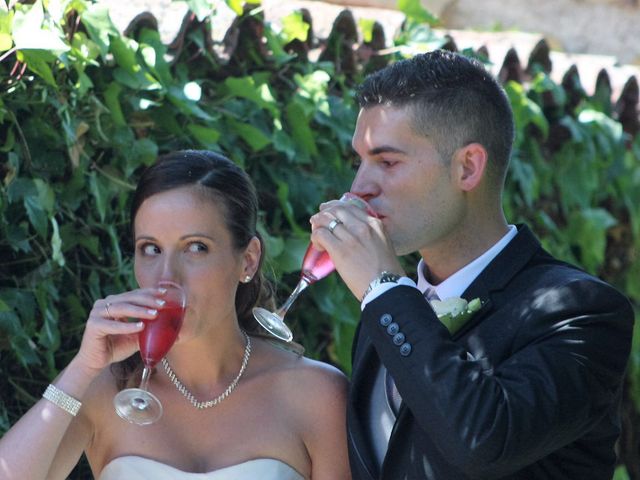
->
xmin=328 ymin=218 xmax=343 ymax=234
xmin=105 ymin=302 xmax=113 ymax=319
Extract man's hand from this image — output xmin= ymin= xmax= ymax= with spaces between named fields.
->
xmin=309 ymin=198 xmax=405 ymax=301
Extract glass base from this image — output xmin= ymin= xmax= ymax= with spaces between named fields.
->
xmin=252 ymin=307 xmax=294 ymax=342
xmin=114 ymin=387 xmax=163 ymax=425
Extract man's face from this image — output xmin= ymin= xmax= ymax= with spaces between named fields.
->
xmin=350 ymin=105 xmax=466 ymax=256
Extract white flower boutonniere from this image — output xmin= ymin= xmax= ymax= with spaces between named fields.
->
xmin=430 ymin=297 xmax=482 ymax=334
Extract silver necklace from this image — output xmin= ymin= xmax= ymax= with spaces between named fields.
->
xmin=161 ymin=330 xmax=251 ymax=409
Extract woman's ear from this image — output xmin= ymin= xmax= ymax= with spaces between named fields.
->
xmin=454 ymin=143 xmax=488 ymax=191
xmin=241 ymin=236 xmax=261 ymax=282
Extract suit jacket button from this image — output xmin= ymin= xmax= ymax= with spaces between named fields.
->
xmin=386 ymin=323 xmax=399 ymax=335
xmin=400 ymin=343 xmax=412 ymax=356
xmin=392 ymin=332 xmax=405 ymax=345
xmin=379 ymin=313 xmax=393 ymax=327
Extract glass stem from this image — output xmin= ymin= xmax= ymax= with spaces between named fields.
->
xmin=139 ymin=366 xmax=152 ymax=392
xmin=275 ymin=278 xmax=310 ymax=318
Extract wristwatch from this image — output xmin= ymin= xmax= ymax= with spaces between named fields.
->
xmin=361 ymin=271 xmax=402 ymax=302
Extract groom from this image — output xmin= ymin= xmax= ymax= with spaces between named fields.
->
xmin=310 ymin=50 xmax=634 ymax=479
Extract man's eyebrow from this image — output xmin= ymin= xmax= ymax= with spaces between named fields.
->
xmin=369 ymin=145 xmax=407 ymax=155
xmin=351 ymin=145 xmax=408 ymax=156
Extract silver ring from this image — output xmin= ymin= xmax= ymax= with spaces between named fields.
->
xmin=328 ymin=218 xmax=343 ymax=233
xmin=105 ymin=302 xmax=113 ymax=319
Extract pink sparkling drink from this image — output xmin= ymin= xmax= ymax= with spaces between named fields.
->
xmin=251 ymin=193 xmax=376 ymax=342
xmin=300 ymin=192 xmax=377 ymax=284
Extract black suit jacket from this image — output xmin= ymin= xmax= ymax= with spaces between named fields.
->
xmin=347 ymin=225 xmax=634 ymax=480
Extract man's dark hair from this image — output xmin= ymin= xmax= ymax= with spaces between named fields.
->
xmin=357 ymin=50 xmax=515 ymax=185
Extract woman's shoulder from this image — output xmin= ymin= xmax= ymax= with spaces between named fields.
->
xmin=252 ymin=335 xmax=346 ymax=378
xmin=250 ymin=336 xmax=348 ymax=409
xmin=251 ymin=339 xmax=349 ymax=462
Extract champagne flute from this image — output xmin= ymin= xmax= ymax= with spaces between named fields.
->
xmin=114 ymin=281 xmax=186 ymax=425
xmin=253 ymin=193 xmax=376 ymax=341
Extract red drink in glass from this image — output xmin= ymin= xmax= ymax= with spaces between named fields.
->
xmin=114 ymin=281 xmax=186 ymax=425
xmin=139 ymin=300 xmax=184 ymax=367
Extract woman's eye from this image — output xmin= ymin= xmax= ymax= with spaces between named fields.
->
xmin=187 ymin=242 xmax=208 ymax=253
xmin=140 ymin=243 xmax=160 ymax=256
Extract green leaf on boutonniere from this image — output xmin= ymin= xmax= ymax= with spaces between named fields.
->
xmin=431 ymin=297 xmax=482 ymax=334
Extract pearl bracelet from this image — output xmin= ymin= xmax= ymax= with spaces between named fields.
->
xmin=42 ymin=384 xmax=82 ymax=416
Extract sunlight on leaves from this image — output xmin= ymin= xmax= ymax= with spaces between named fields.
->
xmin=396 ymin=0 xmax=438 ymax=25
xmin=358 ymin=18 xmax=376 ymax=43
xmin=50 ymin=217 xmax=65 ymax=267
xmin=281 ymin=11 xmax=309 ymax=43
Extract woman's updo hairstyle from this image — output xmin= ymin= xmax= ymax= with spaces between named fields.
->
xmin=130 ymin=149 xmax=274 ymax=331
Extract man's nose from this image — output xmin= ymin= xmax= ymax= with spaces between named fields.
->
xmin=350 ymin=164 xmax=379 ymax=203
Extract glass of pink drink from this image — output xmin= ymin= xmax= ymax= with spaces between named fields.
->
xmin=253 ymin=193 xmax=376 ymax=341
xmin=114 ymin=281 xmax=186 ymax=425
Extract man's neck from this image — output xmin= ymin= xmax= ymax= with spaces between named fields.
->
xmin=420 ymin=223 xmax=511 ymax=285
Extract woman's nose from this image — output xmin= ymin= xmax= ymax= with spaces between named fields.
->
xmin=158 ymin=254 xmax=180 ymax=284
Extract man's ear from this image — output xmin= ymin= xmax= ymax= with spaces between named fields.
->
xmin=453 ymin=143 xmax=488 ymax=191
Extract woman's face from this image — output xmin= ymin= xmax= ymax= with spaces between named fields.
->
xmin=133 ymin=186 xmax=259 ymax=340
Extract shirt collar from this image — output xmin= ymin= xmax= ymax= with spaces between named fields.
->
xmin=417 ymin=225 xmax=517 ymax=299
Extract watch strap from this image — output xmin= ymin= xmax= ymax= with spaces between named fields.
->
xmin=361 ymin=271 xmax=402 ymax=302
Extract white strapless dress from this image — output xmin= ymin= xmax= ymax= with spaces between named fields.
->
xmin=98 ymin=456 xmax=305 ymax=480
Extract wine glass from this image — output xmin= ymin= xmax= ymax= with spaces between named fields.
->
xmin=253 ymin=193 xmax=376 ymax=341
xmin=114 ymin=280 xmax=186 ymax=425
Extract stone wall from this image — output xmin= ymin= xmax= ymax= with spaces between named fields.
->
xmin=102 ymin=0 xmax=639 ymax=133
xmin=318 ymin=0 xmax=640 ymax=64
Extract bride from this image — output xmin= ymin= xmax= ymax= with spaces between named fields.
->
xmin=0 ymin=150 xmax=351 ymax=480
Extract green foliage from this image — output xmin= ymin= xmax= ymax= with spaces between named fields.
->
xmin=0 ymin=1 xmax=360 ymax=429
xmin=1 ymin=0 xmax=639 ymax=475
xmin=613 ymin=465 xmax=631 ymax=480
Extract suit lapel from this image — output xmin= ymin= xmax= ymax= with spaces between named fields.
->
xmin=454 ymin=224 xmax=541 ymax=338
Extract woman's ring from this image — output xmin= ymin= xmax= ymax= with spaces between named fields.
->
xmin=328 ymin=218 xmax=343 ymax=234
xmin=105 ymin=302 xmax=113 ymax=319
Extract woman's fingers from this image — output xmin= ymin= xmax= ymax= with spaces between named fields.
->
xmin=75 ymin=287 xmax=168 ymax=371
xmin=97 ymin=301 xmax=160 ymax=322
xmin=90 ymin=317 xmax=145 ymax=334
xmin=93 ymin=288 xmax=166 ymax=321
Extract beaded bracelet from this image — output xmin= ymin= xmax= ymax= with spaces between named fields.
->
xmin=42 ymin=384 xmax=82 ymax=416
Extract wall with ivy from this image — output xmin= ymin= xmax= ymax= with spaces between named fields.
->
xmin=0 ymin=0 xmax=638 ymax=477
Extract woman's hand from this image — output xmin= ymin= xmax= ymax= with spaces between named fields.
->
xmin=73 ymin=288 xmax=164 ymax=375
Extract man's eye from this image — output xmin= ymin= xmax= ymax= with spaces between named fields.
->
xmin=140 ymin=243 xmax=160 ymax=256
